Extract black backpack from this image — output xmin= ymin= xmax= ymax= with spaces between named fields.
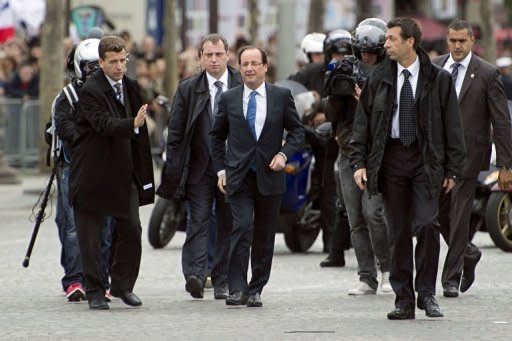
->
xmin=45 ymin=83 xmax=80 ymax=166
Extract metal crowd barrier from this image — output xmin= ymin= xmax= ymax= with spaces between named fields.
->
xmin=0 ymin=98 xmax=41 ymax=168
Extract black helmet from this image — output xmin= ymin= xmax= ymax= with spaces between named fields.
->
xmin=353 ymin=24 xmax=386 ymax=59
xmin=323 ymin=29 xmax=353 ymax=66
xmin=357 ymin=17 xmax=387 ymax=33
xmin=324 ymin=29 xmax=353 ymax=55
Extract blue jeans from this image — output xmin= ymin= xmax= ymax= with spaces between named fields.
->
xmin=55 ymin=164 xmax=115 ymax=291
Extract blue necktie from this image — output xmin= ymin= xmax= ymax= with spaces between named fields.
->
xmin=399 ymin=69 xmax=416 ymax=146
xmin=247 ymin=90 xmax=257 ymax=140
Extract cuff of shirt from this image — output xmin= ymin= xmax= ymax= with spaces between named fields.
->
xmin=134 ymin=127 xmax=140 ymax=134
xmin=217 ymin=169 xmax=226 ymax=177
xmin=278 ymin=152 xmax=287 ymax=162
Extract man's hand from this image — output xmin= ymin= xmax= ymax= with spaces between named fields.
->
xmin=354 ymin=84 xmax=362 ymax=101
xmin=217 ymin=173 xmax=226 ymax=194
xmin=353 ymin=168 xmax=367 ymax=191
xmin=498 ymin=168 xmax=512 ymax=190
xmin=442 ymin=177 xmax=456 ymax=193
xmin=269 ymin=153 xmax=286 ymax=171
xmin=134 ymin=104 xmax=148 ymax=128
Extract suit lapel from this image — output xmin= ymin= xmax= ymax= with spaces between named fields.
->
xmin=459 ymin=55 xmax=478 ymax=103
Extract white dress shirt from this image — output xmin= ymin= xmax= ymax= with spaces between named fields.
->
xmin=443 ymin=51 xmax=472 ymax=98
xmin=207 ymin=69 xmax=229 ymax=113
xmin=243 ymin=82 xmax=267 ymax=140
xmin=391 ymin=56 xmax=420 ymax=139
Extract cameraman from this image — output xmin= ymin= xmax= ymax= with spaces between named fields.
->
xmin=317 ymin=29 xmax=357 ymax=267
xmin=324 ymin=21 xmax=392 ymax=295
xmin=52 ymin=38 xmax=114 ymax=302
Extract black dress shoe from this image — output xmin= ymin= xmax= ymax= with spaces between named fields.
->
xmin=88 ymin=296 xmax=109 ymax=310
xmin=417 ymin=295 xmax=443 ymax=318
xmin=214 ymin=284 xmax=228 ymax=300
xmin=111 ymin=291 xmax=142 ymax=307
xmin=247 ymin=293 xmax=263 ymax=307
xmin=225 ymin=291 xmax=248 ymax=306
xmin=461 ymin=250 xmax=482 ymax=293
xmin=387 ymin=307 xmax=415 ymax=320
xmin=443 ymin=285 xmax=459 ymax=298
xmin=319 ymin=255 xmax=346 ymax=268
xmin=185 ymin=275 xmax=204 ymax=299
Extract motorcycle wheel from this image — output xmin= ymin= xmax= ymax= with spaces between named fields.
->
xmin=148 ymin=197 xmax=185 ymax=249
xmin=485 ymin=192 xmax=512 ymax=252
xmin=283 ymin=206 xmax=321 ymax=253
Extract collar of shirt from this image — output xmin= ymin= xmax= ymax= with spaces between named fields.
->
xmin=243 ymin=82 xmax=266 ymax=100
xmin=105 ymin=74 xmax=123 ymax=90
xmin=446 ymin=51 xmax=472 ymax=71
xmin=397 ymin=55 xmax=420 ymax=82
xmin=207 ymin=69 xmax=229 ymax=91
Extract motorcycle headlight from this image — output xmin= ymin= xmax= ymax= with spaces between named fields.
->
xmin=483 ymin=171 xmax=499 ymax=185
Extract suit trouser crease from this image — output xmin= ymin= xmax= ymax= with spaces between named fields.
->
xmin=338 ymin=155 xmax=391 ymax=288
xmin=75 ymin=182 xmax=141 ymax=298
xmin=228 ymin=172 xmax=281 ymax=295
xmin=380 ymin=142 xmax=440 ymax=308
xmin=439 ymin=178 xmax=478 ymax=288
xmin=183 ymin=172 xmax=232 ymax=285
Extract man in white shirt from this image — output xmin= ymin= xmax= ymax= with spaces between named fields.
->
xmin=432 ymin=19 xmax=512 ymax=298
xmin=157 ymin=34 xmax=242 ymax=300
xmin=210 ymin=46 xmax=304 ymax=307
xmin=350 ymin=17 xmax=465 ymax=319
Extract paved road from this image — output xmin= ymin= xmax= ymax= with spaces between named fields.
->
xmin=0 ymin=174 xmax=511 ymax=340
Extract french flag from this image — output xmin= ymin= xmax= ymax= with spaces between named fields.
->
xmin=0 ymin=0 xmax=15 ymax=43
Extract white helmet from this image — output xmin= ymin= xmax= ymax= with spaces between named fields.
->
xmin=301 ymin=32 xmax=326 ymax=54
xmin=74 ymin=38 xmax=100 ymax=80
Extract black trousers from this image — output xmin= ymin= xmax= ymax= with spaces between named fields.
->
xmin=75 ymin=182 xmax=142 ymax=299
xmin=183 ymin=172 xmax=232 ymax=286
xmin=380 ymin=140 xmax=440 ymax=308
xmin=439 ymin=177 xmax=480 ymax=288
xmin=228 ymin=171 xmax=281 ymax=295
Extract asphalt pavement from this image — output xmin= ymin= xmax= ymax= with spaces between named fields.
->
xmin=0 ymin=173 xmax=511 ymax=340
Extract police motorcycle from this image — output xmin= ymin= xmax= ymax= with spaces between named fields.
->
xmin=147 ymin=82 xmax=322 ymax=252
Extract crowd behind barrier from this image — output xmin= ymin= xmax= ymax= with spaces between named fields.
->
xmin=0 ymin=98 xmax=40 ymax=167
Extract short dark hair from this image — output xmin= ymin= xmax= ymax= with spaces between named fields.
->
xmin=448 ymin=19 xmax=474 ymax=37
xmin=198 ymin=34 xmax=229 ymax=58
xmin=237 ymin=45 xmax=268 ymax=65
xmin=387 ymin=17 xmax=422 ymax=50
xmin=98 ymin=36 xmax=126 ymax=59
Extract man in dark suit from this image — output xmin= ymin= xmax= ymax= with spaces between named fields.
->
xmin=432 ymin=20 xmax=512 ymax=298
xmin=350 ymin=17 xmax=466 ymax=319
xmin=157 ymin=34 xmax=241 ymax=299
xmin=70 ymin=36 xmax=154 ymax=310
xmin=210 ymin=46 xmax=304 ymax=307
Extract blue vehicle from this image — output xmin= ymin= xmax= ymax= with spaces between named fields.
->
xmin=148 ymin=147 xmax=320 ymax=252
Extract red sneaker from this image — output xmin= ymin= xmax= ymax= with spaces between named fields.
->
xmin=66 ymin=283 xmax=86 ymax=302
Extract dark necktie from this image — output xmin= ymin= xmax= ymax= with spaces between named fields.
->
xmin=247 ymin=90 xmax=257 ymax=140
xmin=213 ymin=80 xmax=223 ymax=117
xmin=451 ymin=62 xmax=461 ymax=83
xmin=399 ymin=69 xmax=416 ymax=146
xmin=113 ymin=83 xmax=123 ymax=104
